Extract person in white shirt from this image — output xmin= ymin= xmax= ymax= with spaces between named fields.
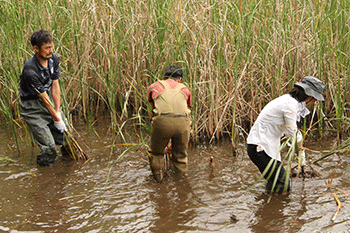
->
xmin=247 ymin=76 xmax=325 ymax=193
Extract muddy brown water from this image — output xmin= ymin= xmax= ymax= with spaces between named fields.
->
xmin=1 ymin=122 xmax=350 ymax=232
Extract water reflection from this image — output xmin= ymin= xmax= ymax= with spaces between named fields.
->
xmin=21 ymin=160 xmax=77 ymax=231
xmin=250 ymin=194 xmax=290 ymax=232
xmin=1 ymin=125 xmax=350 ymax=232
xmin=149 ymin=172 xmax=197 ymax=232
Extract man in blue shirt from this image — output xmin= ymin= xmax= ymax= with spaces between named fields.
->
xmin=19 ymin=29 xmax=70 ymax=166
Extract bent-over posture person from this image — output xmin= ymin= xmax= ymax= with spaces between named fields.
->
xmin=19 ymin=29 xmax=71 ymax=166
xmin=247 ymin=76 xmax=325 ymax=193
xmin=147 ymin=65 xmax=192 ymax=182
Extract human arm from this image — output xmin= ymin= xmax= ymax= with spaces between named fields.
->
xmin=147 ymin=81 xmax=166 ymax=109
xmin=146 ymin=84 xmax=155 ymax=108
xmin=37 ymin=91 xmax=61 ymax=122
xmin=283 ymin=102 xmax=301 ymax=142
xmin=37 ymin=85 xmax=66 ymax=132
xmin=283 ymin=102 xmax=306 ymax=163
xmin=180 ymin=87 xmax=192 ymax=108
xmin=51 ymin=79 xmax=61 ymax=112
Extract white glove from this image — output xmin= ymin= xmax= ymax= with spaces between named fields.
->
xmin=56 ymin=112 xmax=63 ymax=121
xmin=298 ymin=149 xmax=306 ymax=166
xmin=296 ymin=130 xmax=303 ymax=143
xmin=54 ymin=119 xmax=67 ymax=133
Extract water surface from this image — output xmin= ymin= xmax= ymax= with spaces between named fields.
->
xmin=0 ymin=123 xmax=349 ymax=232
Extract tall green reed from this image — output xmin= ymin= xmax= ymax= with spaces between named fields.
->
xmin=1 ymin=0 xmax=350 ymax=153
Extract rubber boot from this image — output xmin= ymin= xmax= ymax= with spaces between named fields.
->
xmin=149 ymin=154 xmax=166 ymax=182
xmin=171 ymin=156 xmax=188 ymax=172
xmin=37 ymin=147 xmax=57 ymax=166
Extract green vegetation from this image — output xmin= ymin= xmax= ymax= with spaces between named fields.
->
xmin=1 ymin=0 xmax=350 ymax=150
xmin=0 ymin=155 xmax=16 ymax=163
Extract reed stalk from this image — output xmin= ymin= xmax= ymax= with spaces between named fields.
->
xmin=0 ymin=0 xmax=350 ymax=156
xmin=0 ymin=155 xmax=16 ymax=163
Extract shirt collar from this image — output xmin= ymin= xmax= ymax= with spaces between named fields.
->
xmin=297 ymin=101 xmax=310 ymax=122
xmin=33 ymin=54 xmax=52 ymax=71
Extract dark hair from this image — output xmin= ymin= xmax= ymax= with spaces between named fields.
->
xmin=163 ymin=65 xmax=183 ymax=80
xmin=30 ymin=30 xmax=53 ymax=48
xmin=289 ymin=86 xmax=308 ymax=102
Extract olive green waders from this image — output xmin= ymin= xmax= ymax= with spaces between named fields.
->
xmin=149 ymin=114 xmax=191 ymax=182
xmin=20 ymin=99 xmax=69 ymax=166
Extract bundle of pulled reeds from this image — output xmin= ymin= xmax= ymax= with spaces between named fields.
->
xmin=63 ymin=129 xmax=88 ymax=160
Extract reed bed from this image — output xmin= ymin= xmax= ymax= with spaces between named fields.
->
xmin=1 ymin=0 xmax=350 ymax=151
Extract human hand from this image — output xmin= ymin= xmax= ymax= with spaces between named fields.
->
xmin=54 ymin=119 xmax=67 ymax=133
xmin=56 ymin=111 xmax=63 ymax=121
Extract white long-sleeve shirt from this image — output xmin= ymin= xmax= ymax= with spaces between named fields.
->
xmin=247 ymin=94 xmax=301 ymax=161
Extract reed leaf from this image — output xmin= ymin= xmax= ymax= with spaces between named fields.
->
xmin=0 ymin=0 xmax=350 ymax=159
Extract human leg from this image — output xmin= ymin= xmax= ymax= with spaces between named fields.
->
xmin=170 ymin=117 xmax=191 ymax=172
xmin=247 ymin=144 xmax=290 ymax=193
xmin=20 ymin=100 xmax=57 ymax=166
xmin=149 ymin=116 xmax=172 ymax=182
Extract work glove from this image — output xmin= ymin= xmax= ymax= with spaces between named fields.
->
xmin=298 ymin=149 xmax=306 ymax=166
xmin=54 ymin=117 xmax=67 ymax=133
xmin=56 ymin=111 xmax=64 ymax=121
xmin=54 ymin=120 xmax=67 ymax=133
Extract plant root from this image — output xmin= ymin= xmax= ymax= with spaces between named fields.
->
xmin=291 ymin=164 xmax=317 ymax=178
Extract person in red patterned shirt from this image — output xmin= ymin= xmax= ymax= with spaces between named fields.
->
xmin=147 ymin=65 xmax=192 ymax=182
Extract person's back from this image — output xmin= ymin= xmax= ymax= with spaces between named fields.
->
xmin=248 ymin=94 xmax=299 ymax=161
xmin=147 ymin=65 xmax=192 ymax=182
xmin=152 ymin=79 xmax=191 ymax=116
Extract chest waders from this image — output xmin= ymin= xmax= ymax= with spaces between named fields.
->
xmin=153 ymin=80 xmax=190 ymax=116
xmin=149 ymin=80 xmax=191 ymax=182
xmin=19 ymin=58 xmax=69 ymax=166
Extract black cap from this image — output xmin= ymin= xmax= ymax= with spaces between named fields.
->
xmin=164 ymin=66 xmax=183 ymax=79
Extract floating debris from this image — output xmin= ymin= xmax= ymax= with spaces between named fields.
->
xmin=230 ymin=214 xmax=239 ymax=222
xmin=331 ymin=192 xmax=341 ymax=222
xmin=209 ymin=156 xmax=215 ymax=167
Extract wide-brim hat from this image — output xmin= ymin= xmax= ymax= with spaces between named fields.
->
xmin=294 ymin=76 xmax=325 ymax=101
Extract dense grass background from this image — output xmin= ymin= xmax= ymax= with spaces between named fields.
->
xmin=1 ymin=0 xmax=350 ymax=148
